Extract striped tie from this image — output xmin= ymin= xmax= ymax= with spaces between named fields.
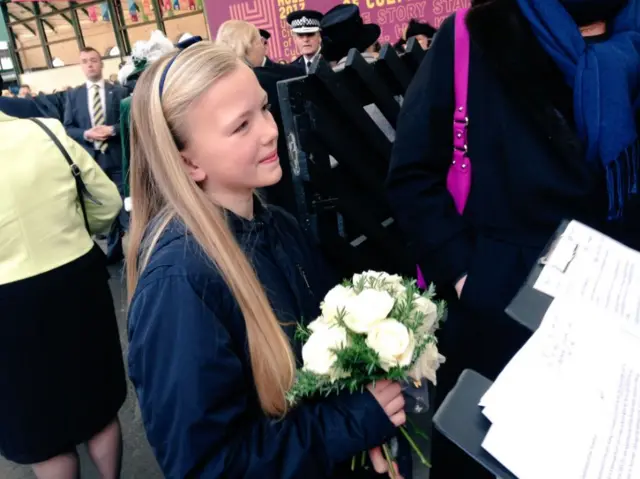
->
xmin=92 ymin=84 xmax=107 ymax=153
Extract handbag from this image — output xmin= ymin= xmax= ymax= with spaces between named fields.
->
xmin=29 ymin=118 xmax=99 ymax=236
xmin=417 ymin=8 xmax=472 ymax=289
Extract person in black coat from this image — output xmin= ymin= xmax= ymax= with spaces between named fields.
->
xmin=33 ymin=91 xmax=67 ymax=121
xmin=127 ymin=41 xmax=407 ymax=479
xmin=0 ymin=95 xmax=44 ymax=118
xmin=386 ymin=0 xmax=640 ymax=477
xmin=259 ymin=28 xmax=275 ymax=66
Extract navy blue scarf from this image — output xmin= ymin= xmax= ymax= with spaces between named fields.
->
xmin=516 ymin=0 xmax=640 ymax=219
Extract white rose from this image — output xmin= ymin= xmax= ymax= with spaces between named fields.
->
xmin=366 ymin=319 xmax=416 ymax=371
xmin=342 ymin=289 xmax=395 ymax=333
xmin=307 ymin=316 xmax=335 ymax=333
xmin=302 ymin=326 xmax=349 ymax=377
xmin=408 ymin=342 xmax=446 ymax=385
xmin=321 ymin=285 xmax=356 ymax=322
xmin=413 ymin=295 xmax=439 ymax=336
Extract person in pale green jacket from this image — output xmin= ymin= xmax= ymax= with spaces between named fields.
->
xmin=0 ymin=112 xmax=127 ymax=479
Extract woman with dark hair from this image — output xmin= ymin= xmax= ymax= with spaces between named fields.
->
xmin=387 ymin=0 xmax=639 ymax=477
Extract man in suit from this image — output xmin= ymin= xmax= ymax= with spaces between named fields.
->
xmin=64 ymin=46 xmax=128 ymax=264
xmin=286 ymin=10 xmax=323 ymax=74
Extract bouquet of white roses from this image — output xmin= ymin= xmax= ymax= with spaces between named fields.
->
xmin=287 ymin=270 xmax=446 ymax=475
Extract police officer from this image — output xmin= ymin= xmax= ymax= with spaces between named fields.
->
xmin=286 ymin=10 xmax=323 ymax=73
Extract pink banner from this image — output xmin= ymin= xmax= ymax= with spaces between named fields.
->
xmin=205 ymin=0 xmax=470 ymax=62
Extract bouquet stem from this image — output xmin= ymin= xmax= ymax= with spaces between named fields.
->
xmin=400 ymin=425 xmax=431 ymax=468
xmin=382 ymin=443 xmax=396 ymax=479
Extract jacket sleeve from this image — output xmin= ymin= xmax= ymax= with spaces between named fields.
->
xmin=386 ymin=14 xmax=474 ymax=286
xmin=53 ymin=120 xmax=122 ymax=233
xmin=63 ymin=91 xmax=89 ymax=147
xmin=128 ymin=275 xmax=396 ymax=479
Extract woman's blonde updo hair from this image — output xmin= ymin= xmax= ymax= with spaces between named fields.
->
xmin=216 ymin=20 xmax=261 ymax=63
xmin=127 ymin=41 xmax=295 ymax=416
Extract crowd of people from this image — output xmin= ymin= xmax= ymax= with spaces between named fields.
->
xmin=0 ymin=0 xmax=639 ymax=478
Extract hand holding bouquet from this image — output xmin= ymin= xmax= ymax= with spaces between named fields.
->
xmin=288 ymin=271 xmax=446 ymax=476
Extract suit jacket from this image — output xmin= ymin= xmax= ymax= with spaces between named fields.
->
xmin=63 ymin=82 xmax=127 ymax=171
xmin=254 ymin=63 xmax=305 ymax=214
xmin=291 ymin=52 xmax=321 ymax=74
xmin=291 ymin=55 xmax=306 ymax=72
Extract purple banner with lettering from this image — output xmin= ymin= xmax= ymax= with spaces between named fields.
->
xmin=205 ymin=0 xmax=470 ymax=61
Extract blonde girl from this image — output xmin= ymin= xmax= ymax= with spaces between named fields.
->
xmin=126 ymin=41 xmax=406 ymax=478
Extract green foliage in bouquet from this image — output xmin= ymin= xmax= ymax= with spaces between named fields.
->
xmin=286 ymin=271 xmax=447 ymax=475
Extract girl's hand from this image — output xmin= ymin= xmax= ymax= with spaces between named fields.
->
xmin=367 ymin=380 xmax=406 ymax=427
xmin=368 ymin=447 xmax=404 ymax=478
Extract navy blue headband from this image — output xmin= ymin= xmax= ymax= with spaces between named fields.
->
xmin=158 ymin=36 xmax=203 ymax=100
xmin=158 ymin=54 xmax=178 ymax=99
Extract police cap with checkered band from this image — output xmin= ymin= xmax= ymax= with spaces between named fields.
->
xmin=286 ymin=10 xmax=323 ymax=34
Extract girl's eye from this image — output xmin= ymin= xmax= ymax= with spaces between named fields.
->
xmin=262 ymin=103 xmax=271 ymax=112
xmin=234 ymin=120 xmax=249 ymax=133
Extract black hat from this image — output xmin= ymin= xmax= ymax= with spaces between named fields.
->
xmin=405 ymin=19 xmax=437 ymax=40
xmin=287 ymin=10 xmax=323 ymax=34
xmin=259 ymin=29 xmax=271 ymax=40
xmin=320 ymin=4 xmax=381 ymax=62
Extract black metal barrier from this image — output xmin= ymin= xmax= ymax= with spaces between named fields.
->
xmin=277 ymin=38 xmax=427 ymax=278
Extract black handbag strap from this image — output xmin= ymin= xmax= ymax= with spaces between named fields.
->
xmin=29 ymin=118 xmax=92 ymax=235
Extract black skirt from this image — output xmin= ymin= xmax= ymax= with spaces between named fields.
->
xmin=0 ymin=245 xmax=127 ymax=464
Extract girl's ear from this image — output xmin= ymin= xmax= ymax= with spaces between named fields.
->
xmin=181 ymin=151 xmax=207 ymax=183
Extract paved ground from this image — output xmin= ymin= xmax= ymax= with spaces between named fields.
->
xmin=0 ymin=263 xmax=431 ymax=479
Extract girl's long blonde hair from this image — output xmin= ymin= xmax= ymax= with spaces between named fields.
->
xmin=127 ymin=42 xmax=295 ymax=416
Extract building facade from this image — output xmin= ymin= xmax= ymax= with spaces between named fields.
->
xmin=1 ymin=0 xmax=209 ymax=83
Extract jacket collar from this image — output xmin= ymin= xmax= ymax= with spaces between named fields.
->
xmin=466 ymin=0 xmax=584 ymax=163
xmin=225 ymin=199 xmax=274 ymax=238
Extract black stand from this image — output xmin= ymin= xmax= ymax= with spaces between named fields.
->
xmin=432 ymin=369 xmax=518 ymax=479
xmin=505 ymin=221 xmax=571 ymax=332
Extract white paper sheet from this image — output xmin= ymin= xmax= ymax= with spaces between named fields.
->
xmin=480 ymin=295 xmax=640 ymax=479
xmin=534 ymin=221 xmax=640 ymax=305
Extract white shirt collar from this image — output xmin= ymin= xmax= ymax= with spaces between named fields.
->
xmin=303 ymin=51 xmax=320 ymax=64
xmin=86 ymin=79 xmax=105 ymax=90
